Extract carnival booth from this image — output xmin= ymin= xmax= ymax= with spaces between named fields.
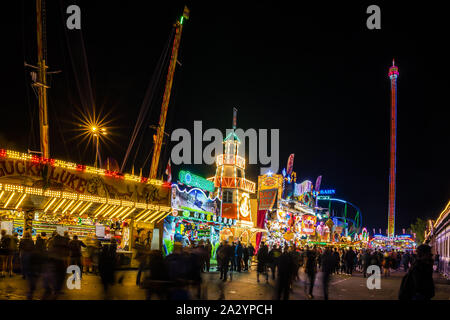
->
xmin=163 ymin=171 xmax=226 ymax=259
xmin=0 ymin=149 xmax=171 ymax=268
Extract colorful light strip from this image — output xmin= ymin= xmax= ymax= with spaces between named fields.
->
xmin=79 ymin=202 xmax=93 ymax=216
xmin=53 ymin=199 xmax=67 ymax=213
xmin=44 ymin=197 xmax=57 ymax=212
xmin=14 ymin=193 xmax=27 ymax=209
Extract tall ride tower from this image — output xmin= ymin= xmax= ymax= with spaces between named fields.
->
xmin=387 ymin=60 xmax=399 ymax=238
xmin=210 ymin=108 xmax=255 ymax=228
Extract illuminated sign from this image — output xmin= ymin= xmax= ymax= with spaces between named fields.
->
xmin=178 ymin=170 xmax=215 ymax=193
xmin=238 ymin=193 xmax=251 ymax=218
xmin=317 ymin=196 xmax=330 ymax=200
xmin=319 ymin=189 xmax=335 ymax=195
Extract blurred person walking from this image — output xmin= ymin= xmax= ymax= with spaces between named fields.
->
xmin=19 ymin=231 xmax=37 ymax=299
xmin=68 ymin=235 xmax=87 ymax=279
xmin=399 ymin=244 xmax=435 ymax=300
xmin=43 ymin=231 xmax=69 ymax=299
xmin=401 ymin=251 xmax=411 ymax=272
xmin=305 ymin=246 xmax=317 ymax=299
xmin=321 ymin=247 xmax=336 ymax=300
xmin=257 ymin=242 xmax=269 ymax=283
xmin=247 ymin=243 xmax=255 ymax=270
xmin=99 ymin=239 xmax=118 ymax=299
xmin=235 ymin=241 xmax=243 ymax=272
xmin=204 ymin=239 xmax=212 ymax=272
xmin=0 ymin=229 xmax=13 ymax=278
xmin=243 ymin=244 xmax=249 ymax=271
xmin=275 ymin=250 xmax=294 ymax=300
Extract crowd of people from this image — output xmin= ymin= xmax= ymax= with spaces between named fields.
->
xmin=0 ymin=229 xmax=437 ymax=300
xmin=0 ymin=229 xmax=118 ymax=299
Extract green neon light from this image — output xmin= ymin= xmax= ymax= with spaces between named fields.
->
xmin=181 ymin=206 xmax=212 ymax=216
xmin=180 ymin=16 xmax=184 ymax=25
xmin=178 ymin=170 xmax=215 ymax=193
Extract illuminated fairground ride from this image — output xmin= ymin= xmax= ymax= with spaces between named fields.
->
xmin=316 ymin=195 xmax=363 ymax=238
xmin=370 ymin=234 xmax=416 ymax=251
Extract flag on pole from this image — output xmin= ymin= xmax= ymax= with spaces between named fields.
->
xmin=165 ymin=159 xmax=172 ymax=183
xmin=379 ymin=228 xmax=381 ymax=234
xmin=233 ymin=107 xmax=237 ymax=129
xmin=402 ymin=228 xmax=405 ymax=234
xmin=315 ymin=175 xmax=322 ymax=192
xmin=373 ymin=228 xmax=375 ymax=235
xmin=286 ymin=154 xmax=295 ymax=176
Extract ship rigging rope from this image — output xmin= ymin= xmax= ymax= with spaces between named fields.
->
xmin=120 ymin=27 xmax=175 ymax=173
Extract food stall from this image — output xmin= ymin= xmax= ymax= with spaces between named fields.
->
xmin=0 ymin=149 xmax=171 ymax=268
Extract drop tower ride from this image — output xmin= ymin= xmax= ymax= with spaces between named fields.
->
xmin=387 ymin=60 xmax=399 ymax=238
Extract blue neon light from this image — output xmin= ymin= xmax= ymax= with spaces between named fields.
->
xmin=319 ymin=189 xmax=336 ymax=195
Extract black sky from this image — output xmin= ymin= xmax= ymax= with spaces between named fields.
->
xmin=2 ymin=1 xmax=449 ymax=233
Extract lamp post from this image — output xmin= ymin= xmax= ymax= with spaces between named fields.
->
xmin=91 ymin=126 xmax=107 ymax=168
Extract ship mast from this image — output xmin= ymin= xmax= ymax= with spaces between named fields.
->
xmin=34 ymin=0 xmax=50 ymax=158
xmin=149 ymin=6 xmax=189 ymax=179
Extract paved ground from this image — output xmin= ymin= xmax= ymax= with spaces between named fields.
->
xmin=0 ymin=266 xmax=449 ymax=300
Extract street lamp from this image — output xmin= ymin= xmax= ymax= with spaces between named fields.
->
xmin=90 ymin=126 xmax=107 ymax=168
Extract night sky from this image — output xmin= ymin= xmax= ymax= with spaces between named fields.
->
xmin=2 ymin=1 xmax=449 ymax=233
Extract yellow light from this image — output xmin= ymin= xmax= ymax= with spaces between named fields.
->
xmin=14 ymin=193 xmax=27 ymax=209
xmin=61 ymin=199 xmax=75 ymax=214
xmin=153 ymin=211 xmax=169 ymax=223
xmin=144 ymin=210 xmax=160 ymax=223
xmin=114 ymin=207 xmax=130 ymax=219
xmin=135 ymin=209 xmax=149 ymax=220
xmin=120 ymin=207 xmax=135 ymax=220
xmin=91 ymin=126 xmax=97 ymax=132
xmin=102 ymin=205 xmax=116 ymax=217
xmin=70 ymin=201 xmax=84 ymax=214
xmin=44 ymin=197 xmax=57 ymax=212
xmin=109 ymin=206 xmax=126 ymax=219
xmin=0 ymin=191 xmax=5 ymax=201
xmin=79 ymin=202 xmax=93 ymax=216
xmin=136 ymin=210 xmax=153 ymax=222
xmin=53 ymin=199 xmax=67 ymax=213
xmin=93 ymin=203 xmax=108 ymax=217
xmin=4 ymin=192 xmax=17 ymax=208
xmin=94 ymin=204 xmax=109 ymax=217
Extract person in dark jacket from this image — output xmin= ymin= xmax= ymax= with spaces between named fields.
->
xmin=235 ymin=241 xmax=243 ymax=272
xmin=243 ymin=244 xmax=249 ymax=271
xmin=230 ymin=242 xmax=236 ymax=271
xmin=268 ymin=245 xmax=282 ymax=280
xmin=0 ymin=229 xmax=13 ymax=277
xmin=401 ymin=252 xmax=411 ymax=272
xmin=204 ymin=239 xmax=212 ymax=272
xmin=345 ymin=247 xmax=356 ymax=276
xmin=305 ymin=246 xmax=317 ymax=299
xmin=257 ymin=242 xmax=269 ymax=282
xmin=217 ymin=240 xmax=233 ymax=281
xmin=19 ymin=231 xmax=37 ymax=299
xmin=43 ymin=231 xmax=68 ymax=299
xmin=321 ymin=247 xmax=336 ymax=300
xmin=68 ymin=235 xmax=87 ymax=278
xmin=361 ymin=250 xmax=371 ymax=278
xmin=99 ymin=239 xmax=117 ymax=298
xmin=275 ymin=250 xmax=294 ymax=300
xmin=143 ymin=250 xmax=169 ymax=299
xmin=399 ymin=244 xmax=435 ymax=300
xmin=247 ymin=243 xmax=255 ymax=270
xmin=62 ymin=231 xmax=71 ymax=268
xmin=332 ymin=248 xmax=340 ymax=274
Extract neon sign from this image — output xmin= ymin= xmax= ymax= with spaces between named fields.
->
xmin=178 ymin=170 xmax=215 ymax=193
xmin=319 ymin=189 xmax=335 ymax=195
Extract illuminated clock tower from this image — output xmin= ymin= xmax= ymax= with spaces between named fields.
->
xmin=210 ymin=108 xmax=256 ymax=229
